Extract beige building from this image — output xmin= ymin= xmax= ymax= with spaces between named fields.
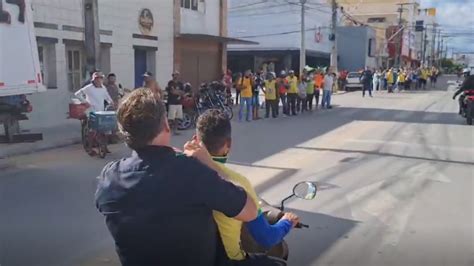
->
xmin=339 ymin=0 xmax=420 ymax=67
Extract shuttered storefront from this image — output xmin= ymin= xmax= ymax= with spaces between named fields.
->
xmin=175 ymin=39 xmax=222 ymax=91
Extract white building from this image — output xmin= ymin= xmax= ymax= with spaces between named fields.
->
xmin=25 ymin=0 xmax=230 ymax=129
xmin=227 ymin=0 xmax=332 ymax=74
xmin=29 ymin=0 xmax=173 ymax=128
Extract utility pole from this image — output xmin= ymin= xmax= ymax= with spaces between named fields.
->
xmin=396 ymin=4 xmax=404 ymax=67
xmin=422 ymin=25 xmax=428 ymax=66
xmin=83 ymin=0 xmax=101 ymax=74
xmin=395 ymin=2 xmax=416 ymax=67
xmin=330 ymin=0 xmax=338 ymax=73
xmin=299 ymin=0 xmax=307 ymax=76
xmin=430 ymin=24 xmax=437 ymax=67
xmin=436 ymin=30 xmax=442 ymax=66
xmin=439 ymin=36 xmax=444 ymax=66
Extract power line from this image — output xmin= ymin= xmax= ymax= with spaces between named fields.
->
xmin=229 ymin=0 xmax=268 ymax=10
xmin=229 ymin=3 xmax=293 ymax=15
xmin=234 ymin=26 xmax=331 ymax=39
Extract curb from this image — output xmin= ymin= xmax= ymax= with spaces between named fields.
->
xmin=0 ymin=137 xmax=82 ymax=159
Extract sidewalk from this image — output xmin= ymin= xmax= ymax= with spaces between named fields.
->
xmin=0 ymin=91 xmax=350 ymax=159
xmin=0 ymin=119 xmax=81 ymax=158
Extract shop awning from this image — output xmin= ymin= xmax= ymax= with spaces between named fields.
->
xmin=177 ymin=34 xmax=258 ymax=45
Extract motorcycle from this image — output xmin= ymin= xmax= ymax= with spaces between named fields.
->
xmin=200 ymin=82 xmax=234 ymax=120
xmin=459 ymin=94 xmax=474 ymax=125
xmin=241 ymin=181 xmax=317 ymax=265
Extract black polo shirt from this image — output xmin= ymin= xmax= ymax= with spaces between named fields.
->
xmin=95 ymin=145 xmax=247 ymax=266
xmin=167 ymin=80 xmax=184 ymax=105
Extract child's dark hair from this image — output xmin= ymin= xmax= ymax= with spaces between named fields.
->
xmin=196 ymin=109 xmax=231 ymax=155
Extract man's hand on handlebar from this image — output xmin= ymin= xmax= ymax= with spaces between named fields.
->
xmin=281 ymin=212 xmax=300 ymax=228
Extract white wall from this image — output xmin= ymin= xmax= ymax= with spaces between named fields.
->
xmin=228 ymin=0 xmax=331 ymax=54
xmin=180 ymin=0 xmax=220 ymax=36
xmin=25 ymin=0 xmax=174 ymax=129
xmin=99 ymin=0 xmax=174 ymax=89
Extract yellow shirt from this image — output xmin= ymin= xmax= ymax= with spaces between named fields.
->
xmin=212 ymin=161 xmax=259 ymax=260
xmin=386 ymin=71 xmax=393 ymax=83
xmin=286 ymin=76 xmax=298 ymax=94
xmin=421 ymin=69 xmax=429 ymax=80
xmin=238 ymin=77 xmax=253 ymax=98
xmin=264 ymin=80 xmax=277 ymax=100
xmin=398 ymin=73 xmax=406 ymax=83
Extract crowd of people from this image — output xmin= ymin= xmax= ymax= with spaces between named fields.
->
xmin=339 ymin=66 xmax=441 ymax=96
xmin=224 ymin=68 xmax=338 ymax=122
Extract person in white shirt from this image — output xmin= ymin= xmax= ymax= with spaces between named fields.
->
xmin=322 ymin=72 xmax=334 ymax=109
xmin=75 ymin=72 xmax=114 ymax=112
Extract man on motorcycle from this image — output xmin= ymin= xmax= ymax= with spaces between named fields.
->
xmin=196 ymin=109 xmax=300 ymax=265
xmin=95 ymin=89 xmax=258 ymax=266
xmin=452 ymin=68 xmax=474 ymax=114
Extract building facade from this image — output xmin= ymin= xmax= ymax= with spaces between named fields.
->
xmin=227 ymin=0 xmax=332 ymax=75
xmin=339 ymin=0 xmax=423 ymax=68
xmin=337 ymin=26 xmax=377 ymax=72
xmin=27 ymin=0 xmax=227 ymax=129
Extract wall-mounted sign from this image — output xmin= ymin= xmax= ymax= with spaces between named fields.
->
xmin=138 ymin=8 xmax=154 ymax=35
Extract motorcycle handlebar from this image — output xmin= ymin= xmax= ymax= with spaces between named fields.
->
xmin=296 ymin=222 xmax=309 ymax=229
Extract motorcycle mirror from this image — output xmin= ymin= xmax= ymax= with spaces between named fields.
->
xmin=293 ymin=181 xmax=317 ymax=200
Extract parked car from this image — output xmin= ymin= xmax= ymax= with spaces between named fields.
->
xmin=345 ymin=72 xmax=363 ymax=91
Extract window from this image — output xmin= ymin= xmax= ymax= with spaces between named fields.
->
xmin=368 ymin=38 xmax=375 ymax=57
xmin=37 ymin=42 xmax=57 ymax=89
xmin=38 ymin=46 xmax=45 ymax=85
xmin=67 ymin=49 xmax=82 ymax=91
xmin=367 ymin=17 xmax=386 ymax=23
xmin=181 ymin=0 xmax=198 ymax=11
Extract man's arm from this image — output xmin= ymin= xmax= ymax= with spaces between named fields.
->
xmin=74 ymin=87 xmax=87 ymax=103
xmin=245 ymin=214 xmax=293 ymax=248
xmin=194 ymin=163 xmax=257 ymax=222
xmin=453 ymin=78 xmax=471 ymax=99
xmin=184 ymin=141 xmax=258 ymax=222
xmin=103 ymin=88 xmax=114 ymax=106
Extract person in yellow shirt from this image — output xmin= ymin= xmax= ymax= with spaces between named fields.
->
xmin=421 ymin=68 xmax=429 ymax=90
xmin=386 ymin=68 xmax=394 ymax=93
xmin=285 ymin=70 xmax=298 ymax=116
xmin=195 ymin=110 xmax=300 ymax=265
xmin=263 ymin=72 xmax=278 ymax=118
xmin=397 ymin=71 xmax=406 ymax=92
xmin=237 ymin=70 xmax=254 ymax=121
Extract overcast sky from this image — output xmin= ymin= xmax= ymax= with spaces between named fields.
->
xmin=420 ymin=0 xmax=474 ymax=53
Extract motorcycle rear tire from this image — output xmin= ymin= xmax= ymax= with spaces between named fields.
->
xmin=177 ymin=112 xmax=192 ymax=130
xmin=98 ymin=144 xmax=107 ymax=159
xmin=223 ymin=106 xmax=234 ymax=120
xmin=467 ymin=103 xmax=473 ymax=125
xmin=81 ymin=123 xmax=94 ymax=155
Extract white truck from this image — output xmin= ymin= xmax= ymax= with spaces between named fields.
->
xmin=0 ymin=0 xmax=45 ymax=143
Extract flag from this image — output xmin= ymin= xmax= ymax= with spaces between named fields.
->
xmin=427 ymin=8 xmax=436 ymax=16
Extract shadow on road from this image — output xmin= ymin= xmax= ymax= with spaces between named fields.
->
xmin=294 ymin=146 xmax=473 ymax=166
xmin=230 ymin=106 xmax=462 ymax=166
xmin=283 ymin=209 xmax=359 ymax=266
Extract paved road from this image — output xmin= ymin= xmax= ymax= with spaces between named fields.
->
xmin=1 ymin=76 xmax=473 ymax=266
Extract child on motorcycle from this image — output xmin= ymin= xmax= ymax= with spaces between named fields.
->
xmin=195 ymin=109 xmax=299 ymax=265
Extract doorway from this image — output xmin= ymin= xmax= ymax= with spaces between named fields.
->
xmin=134 ymin=49 xmax=147 ymax=88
